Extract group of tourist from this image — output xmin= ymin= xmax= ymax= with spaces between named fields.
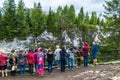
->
xmin=0 ymin=41 xmax=99 ymax=78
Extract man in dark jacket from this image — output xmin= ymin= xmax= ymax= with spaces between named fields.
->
xmin=60 ymin=46 xmax=67 ymax=72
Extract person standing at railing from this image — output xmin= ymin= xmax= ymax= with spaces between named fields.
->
xmin=37 ymin=48 xmax=44 ymax=77
xmin=92 ymin=41 xmax=99 ymax=65
xmin=83 ymin=41 xmax=90 ymax=67
xmin=67 ymin=47 xmax=75 ymax=70
xmin=9 ymin=50 xmax=17 ymax=76
xmin=54 ymin=45 xmax=61 ymax=69
xmin=60 ymin=46 xmax=67 ymax=72
xmin=46 ymin=48 xmax=54 ymax=75
xmin=18 ymin=48 xmax=27 ymax=75
xmin=33 ymin=48 xmax=39 ymax=73
xmin=0 ymin=51 xmax=8 ymax=77
xmin=26 ymin=49 xmax=35 ymax=75
xmin=76 ymin=47 xmax=83 ymax=68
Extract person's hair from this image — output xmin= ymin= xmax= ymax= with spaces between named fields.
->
xmin=11 ymin=50 xmax=15 ymax=53
xmin=94 ymin=41 xmax=96 ymax=43
xmin=48 ymin=48 xmax=51 ymax=52
xmin=61 ymin=46 xmax=65 ymax=50
xmin=34 ymin=48 xmax=38 ymax=52
xmin=79 ymin=47 xmax=82 ymax=49
xmin=70 ymin=47 xmax=73 ymax=50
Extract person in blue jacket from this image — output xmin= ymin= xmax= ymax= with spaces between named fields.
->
xmin=92 ymin=41 xmax=99 ymax=65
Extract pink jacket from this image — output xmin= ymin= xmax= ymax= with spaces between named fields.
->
xmin=0 ymin=54 xmax=8 ymax=66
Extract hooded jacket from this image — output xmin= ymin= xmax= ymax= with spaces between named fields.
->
xmin=26 ymin=51 xmax=35 ymax=64
xmin=83 ymin=43 xmax=89 ymax=54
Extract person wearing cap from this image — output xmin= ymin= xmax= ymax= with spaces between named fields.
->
xmin=0 ymin=51 xmax=8 ymax=77
xmin=92 ymin=41 xmax=99 ymax=65
xmin=18 ymin=48 xmax=27 ymax=75
xmin=54 ymin=45 xmax=61 ymax=69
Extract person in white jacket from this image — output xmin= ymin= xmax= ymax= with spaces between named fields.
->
xmin=54 ymin=45 xmax=61 ymax=69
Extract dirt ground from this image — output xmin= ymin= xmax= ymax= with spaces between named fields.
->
xmin=0 ymin=63 xmax=120 ymax=80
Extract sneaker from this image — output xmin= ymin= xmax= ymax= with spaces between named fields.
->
xmin=50 ymin=73 xmax=53 ymax=75
xmin=57 ymin=68 xmax=60 ymax=69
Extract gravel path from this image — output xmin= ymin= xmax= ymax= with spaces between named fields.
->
xmin=0 ymin=63 xmax=120 ymax=80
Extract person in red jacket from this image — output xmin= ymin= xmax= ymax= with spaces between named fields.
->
xmin=0 ymin=51 xmax=8 ymax=77
xmin=82 ymin=41 xmax=90 ymax=67
xmin=26 ymin=49 xmax=35 ymax=75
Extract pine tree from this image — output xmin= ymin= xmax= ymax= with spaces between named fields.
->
xmin=16 ymin=0 xmax=26 ymax=38
xmin=2 ymin=0 xmax=16 ymax=40
xmin=78 ymin=7 xmax=84 ymax=26
xmin=90 ymin=11 xmax=97 ymax=25
xmin=68 ymin=5 xmax=76 ymax=26
xmin=104 ymin=0 xmax=120 ymax=49
xmin=46 ymin=7 xmax=56 ymax=33
xmin=31 ymin=2 xmax=43 ymax=36
xmin=84 ymin=12 xmax=90 ymax=24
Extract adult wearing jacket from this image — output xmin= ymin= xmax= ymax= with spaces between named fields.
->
xmin=47 ymin=48 xmax=54 ymax=74
xmin=18 ymin=49 xmax=27 ymax=75
xmin=83 ymin=42 xmax=89 ymax=67
xmin=37 ymin=48 xmax=44 ymax=77
xmin=26 ymin=49 xmax=35 ymax=75
xmin=60 ymin=46 xmax=67 ymax=72
xmin=0 ymin=51 xmax=8 ymax=77
xmin=9 ymin=50 xmax=17 ymax=76
xmin=33 ymin=49 xmax=39 ymax=72
xmin=92 ymin=41 xmax=99 ymax=65
xmin=54 ymin=45 xmax=61 ymax=69
xmin=67 ymin=47 xmax=75 ymax=70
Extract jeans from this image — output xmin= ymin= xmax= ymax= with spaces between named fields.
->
xmin=56 ymin=60 xmax=60 ymax=66
xmin=48 ymin=61 xmax=53 ymax=74
xmin=61 ymin=59 xmax=66 ymax=72
xmin=68 ymin=58 xmax=74 ymax=70
xmin=84 ymin=54 xmax=88 ymax=67
xmin=28 ymin=64 xmax=34 ymax=74
xmin=35 ymin=64 xmax=38 ymax=72
xmin=19 ymin=65 xmax=26 ymax=74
